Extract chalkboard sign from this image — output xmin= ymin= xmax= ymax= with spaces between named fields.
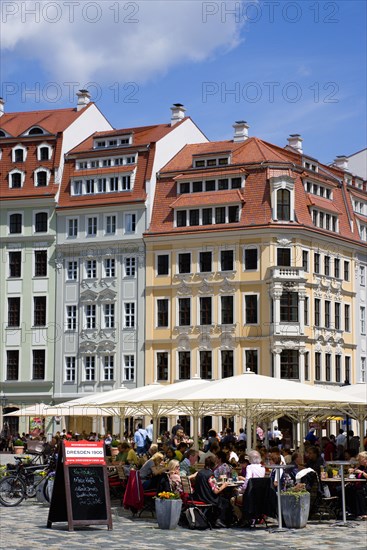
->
xmin=47 ymin=441 xmax=112 ymax=531
xmin=69 ymin=466 xmax=107 ymax=521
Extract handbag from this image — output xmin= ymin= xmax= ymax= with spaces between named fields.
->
xmin=184 ymin=507 xmax=211 ymax=530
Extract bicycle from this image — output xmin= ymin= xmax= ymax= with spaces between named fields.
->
xmin=0 ymin=452 xmax=57 ymax=507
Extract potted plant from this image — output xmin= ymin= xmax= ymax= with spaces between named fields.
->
xmin=281 ymin=484 xmax=310 ymax=529
xmin=13 ymin=439 xmax=25 ymax=455
xmin=110 ymin=440 xmax=120 ymax=457
xmin=155 ymin=491 xmax=182 ymax=530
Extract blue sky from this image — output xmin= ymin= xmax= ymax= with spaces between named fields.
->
xmin=1 ymin=0 xmax=366 ymax=164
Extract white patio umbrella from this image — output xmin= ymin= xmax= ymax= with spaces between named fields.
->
xmin=336 ymin=383 xmax=367 ymax=450
xmin=134 ymin=371 xmax=366 ymax=449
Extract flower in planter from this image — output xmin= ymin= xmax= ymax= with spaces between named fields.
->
xmin=111 ymin=439 xmax=120 ymax=448
xmin=14 ymin=439 xmax=25 ymax=446
xmin=156 ymin=491 xmax=180 ymax=500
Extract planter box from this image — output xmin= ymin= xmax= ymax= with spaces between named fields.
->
xmin=14 ymin=446 xmax=25 ymax=455
xmin=155 ymin=499 xmax=182 ymax=530
xmin=281 ymin=492 xmax=310 ymax=529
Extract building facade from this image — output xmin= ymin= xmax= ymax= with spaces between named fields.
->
xmin=53 ymin=105 xmax=207 ymax=432
xmin=0 ymin=94 xmax=112 ymax=431
xmin=145 ymin=125 xmax=366 ymax=431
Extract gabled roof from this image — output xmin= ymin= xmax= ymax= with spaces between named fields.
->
xmin=170 ymin=189 xmax=245 ymax=208
xmin=0 ymin=105 xmax=91 ymax=137
xmin=69 ymin=119 xmax=189 ymax=155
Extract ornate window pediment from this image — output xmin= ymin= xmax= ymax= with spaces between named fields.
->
xmin=80 ymin=290 xmax=98 ymax=303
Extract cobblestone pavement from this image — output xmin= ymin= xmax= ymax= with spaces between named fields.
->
xmin=0 ymin=454 xmax=366 ymax=550
xmin=1 ymin=497 xmax=367 ymax=550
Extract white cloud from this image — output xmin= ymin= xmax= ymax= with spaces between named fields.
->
xmin=2 ymin=0 xmax=247 ymax=83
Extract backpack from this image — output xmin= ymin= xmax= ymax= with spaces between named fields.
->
xmin=144 ymin=434 xmax=152 ymax=452
xmin=184 ymin=507 xmax=211 ymax=530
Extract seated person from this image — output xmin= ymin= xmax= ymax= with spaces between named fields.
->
xmin=175 ymin=442 xmax=188 ymax=462
xmin=199 ymin=441 xmax=220 ymax=464
xmin=193 ymin=456 xmax=232 ymax=528
xmin=167 ymin=459 xmax=183 ymax=494
xmin=305 ymin=446 xmax=324 ymax=477
xmin=346 ymin=451 xmax=367 ymax=519
xmin=165 ymin=446 xmax=177 ymax=461
xmin=231 ymin=450 xmax=265 ymax=521
xmin=180 ymin=449 xmax=199 ymax=479
xmin=213 ymin=451 xmax=232 ymax=480
xmin=116 ymin=442 xmax=139 ymax=467
xmin=139 ymin=452 xmax=167 ymax=490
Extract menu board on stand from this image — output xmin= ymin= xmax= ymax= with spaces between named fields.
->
xmin=47 ymin=440 xmax=112 ymax=531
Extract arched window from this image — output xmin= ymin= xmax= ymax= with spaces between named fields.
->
xmin=37 ymin=143 xmax=53 ymax=161
xmin=28 ymin=127 xmax=44 ymax=135
xmin=12 ymin=144 xmax=27 ymax=163
xmin=11 ymin=173 xmax=22 ymax=188
xmin=277 ymin=189 xmax=290 ymax=221
xmin=0 ymin=130 xmax=5 ymax=137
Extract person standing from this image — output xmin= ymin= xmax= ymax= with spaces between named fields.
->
xmin=146 ymin=420 xmax=154 ymax=442
xmin=134 ymin=423 xmax=148 ymax=455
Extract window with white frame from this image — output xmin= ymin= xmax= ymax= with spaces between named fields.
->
xmin=304 ymin=180 xmax=332 ymax=199
xmin=34 ymin=212 xmax=48 ymax=233
xmin=12 ymin=144 xmax=27 ymax=163
xmin=85 ymin=260 xmax=97 ymax=279
xmin=361 ymin=357 xmax=366 ymax=383
xmin=157 ymin=299 xmax=169 ymax=327
xmin=157 ymin=254 xmax=169 ymax=275
xmin=34 ymin=167 xmax=50 ymax=187
xmin=9 ymin=170 xmax=24 ymax=189
xmin=200 ymin=350 xmax=212 ymax=379
xmin=66 ymin=305 xmax=77 ymax=331
xmin=86 ymin=179 xmax=95 ymax=194
xmin=311 ymin=209 xmax=338 ymax=232
xmin=110 ymin=177 xmax=118 ymax=192
xmin=361 ymin=306 xmax=366 ymax=334
xmin=86 ymin=217 xmax=97 ymax=236
xmin=360 ymin=265 xmax=366 ymax=286
xmin=359 ymin=223 xmax=367 ymax=242
xmin=244 ymin=294 xmax=258 ymax=324
xmin=65 ymin=357 xmax=76 ymax=382
xmin=67 ymin=261 xmax=78 ymax=281
xmin=124 ymin=303 xmax=135 ymax=328
xmin=124 ymin=257 xmax=136 ymax=277
xmin=85 ymin=356 xmax=96 ymax=381
xmin=245 ymin=349 xmax=258 ymax=374
xmin=73 ymin=180 xmax=82 ymax=195
xmin=104 ymin=258 xmax=116 ymax=278
xmin=104 ymin=303 xmax=115 ymax=328
xmin=9 ymin=213 xmax=22 ymax=234
xmin=270 ymin=177 xmax=295 ymax=222
xmin=156 ymin=352 xmax=169 ymax=381
xmin=221 ymin=295 xmax=234 ymax=324
xmin=37 ymin=143 xmax=52 ymax=161
xmin=68 ymin=218 xmax=78 ymax=238
xmin=124 ymin=213 xmax=136 ymax=233
xmin=302 ymin=250 xmax=309 ymax=272
xmin=104 ymin=355 xmax=114 ymax=381
xmin=244 ymin=247 xmax=258 ymax=270
xmin=123 ymin=355 xmax=135 ymax=381
xmin=85 ymin=304 xmax=96 ymax=329
xmin=176 ymin=205 xmax=240 ymax=227
xmin=221 ymin=350 xmax=234 ymax=378
xmin=220 ymin=249 xmax=234 ymax=271
xmin=105 ymin=215 xmax=116 ymax=235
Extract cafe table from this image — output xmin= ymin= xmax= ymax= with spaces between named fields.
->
xmin=325 ymin=461 xmax=361 ymax=526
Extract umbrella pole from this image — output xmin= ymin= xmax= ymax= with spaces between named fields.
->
xmin=152 ymin=404 xmax=158 ymax=444
xmin=119 ymin=407 xmax=126 ymax=440
xmin=193 ymin=403 xmax=199 ymax=450
xmin=246 ymin=415 xmax=252 ymax=451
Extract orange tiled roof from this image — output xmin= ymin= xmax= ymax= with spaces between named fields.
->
xmin=173 ymin=168 xmax=247 ymax=181
xmin=70 ymin=165 xmax=135 ymax=178
xmin=148 ymin=136 xmax=361 ymax=244
xmin=69 ymin=120 xmax=188 ymax=154
xmin=306 ymin=195 xmax=342 ymax=213
xmin=170 ymin=189 xmax=244 ymax=208
xmin=0 ymin=106 xmax=90 ymax=137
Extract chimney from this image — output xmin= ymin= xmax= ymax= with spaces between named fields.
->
xmin=333 ymin=155 xmax=349 ymax=171
xmin=76 ymin=89 xmax=91 ymax=111
xmin=170 ymin=103 xmax=186 ymax=126
xmin=233 ymin=120 xmax=249 ymax=142
xmin=287 ymin=134 xmax=303 ymax=153
xmin=0 ymin=98 xmax=4 ymax=117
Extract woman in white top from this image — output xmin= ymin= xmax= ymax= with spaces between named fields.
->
xmin=231 ymin=450 xmax=265 ymax=520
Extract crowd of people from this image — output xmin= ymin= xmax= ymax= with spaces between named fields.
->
xmin=2 ymin=420 xmax=366 ymax=525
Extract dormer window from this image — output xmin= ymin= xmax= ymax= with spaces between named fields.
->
xmin=304 ymin=180 xmax=333 ymax=200
xmin=12 ymin=144 xmax=27 ymax=163
xmin=9 ymin=170 xmax=24 ymax=189
xmin=14 ymin=149 xmax=24 ymax=162
xmin=303 ymin=160 xmax=318 ymax=172
xmin=37 ymin=143 xmax=53 ymax=161
xmin=28 ymin=126 xmax=44 ymax=135
xmin=178 ymin=175 xmax=244 ymax=194
xmin=34 ymin=167 xmax=51 ymax=187
xmin=96 ymin=141 xmax=106 ymax=148
xmin=270 ymin=175 xmax=295 ymax=222
xmin=93 ymin=134 xmax=132 ymax=149
xmin=0 ymin=130 xmax=6 ymax=137
xmin=277 ymin=189 xmax=290 ymax=221
xmin=193 ymin=155 xmax=230 ymax=168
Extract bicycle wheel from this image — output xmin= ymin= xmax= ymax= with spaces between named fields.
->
xmin=0 ymin=476 xmax=26 ymax=506
xmin=43 ymin=475 xmax=55 ymax=503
